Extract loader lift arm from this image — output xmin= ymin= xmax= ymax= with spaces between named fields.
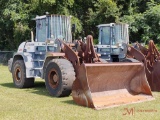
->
xmin=59 ymin=35 xmax=102 ymax=74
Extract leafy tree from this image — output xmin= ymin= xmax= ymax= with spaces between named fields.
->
xmin=1 ymin=0 xmax=160 ymax=50
xmin=85 ymin=0 xmax=120 ymax=37
xmin=2 ymin=0 xmax=30 ymax=50
xmin=121 ymin=1 xmax=160 ymax=44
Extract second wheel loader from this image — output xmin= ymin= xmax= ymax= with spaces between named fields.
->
xmin=96 ymin=23 xmax=160 ymax=92
xmin=8 ymin=15 xmax=153 ymax=110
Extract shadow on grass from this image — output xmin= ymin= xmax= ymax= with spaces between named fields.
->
xmin=0 ymin=81 xmax=51 ymax=97
xmin=0 ymin=82 xmax=15 ymax=88
xmin=61 ymin=99 xmax=77 ymax=105
xmin=0 ymin=81 xmax=45 ymax=89
xmin=0 ymin=81 xmax=77 ymax=106
xmin=26 ymin=81 xmax=53 ymax=97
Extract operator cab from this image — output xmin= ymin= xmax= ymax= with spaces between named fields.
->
xmin=96 ymin=23 xmax=129 ymax=62
xmin=28 ymin=14 xmax=73 ymax=54
xmin=35 ymin=15 xmax=72 ymax=43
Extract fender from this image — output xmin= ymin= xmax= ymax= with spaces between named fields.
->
xmin=9 ymin=53 xmax=28 ymax=72
xmin=9 ymin=42 xmax=28 ymax=72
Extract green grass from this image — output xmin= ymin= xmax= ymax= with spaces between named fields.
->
xmin=0 ymin=65 xmax=160 ymax=120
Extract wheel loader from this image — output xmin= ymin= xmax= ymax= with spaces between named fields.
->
xmin=95 ymin=23 xmax=160 ymax=92
xmin=8 ymin=15 xmax=153 ymax=110
xmin=95 ymin=23 xmax=130 ymax=62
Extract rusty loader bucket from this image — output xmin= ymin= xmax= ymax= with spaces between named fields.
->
xmin=72 ymin=62 xmax=154 ymax=110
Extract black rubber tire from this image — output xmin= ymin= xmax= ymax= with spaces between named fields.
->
xmin=121 ymin=58 xmax=139 ymax=62
xmin=12 ymin=60 xmax=35 ymax=88
xmin=45 ymin=59 xmax=75 ymax=97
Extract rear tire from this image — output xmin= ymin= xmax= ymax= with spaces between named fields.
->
xmin=12 ymin=60 xmax=35 ymax=88
xmin=45 ymin=59 xmax=75 ymax=97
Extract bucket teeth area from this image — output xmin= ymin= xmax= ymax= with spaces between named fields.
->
xmin=91 ymin=89 xmax=154 ymax=110
xmin=72 ymin=63 xmax=154 ymax=109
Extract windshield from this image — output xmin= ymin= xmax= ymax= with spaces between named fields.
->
xmin=49 ymin=15 xmax=72 ymax=42
xmin=36 ymin=19 xmax=47 ymax=42
xmin=100 ymin=27 xmax=110 ymax=45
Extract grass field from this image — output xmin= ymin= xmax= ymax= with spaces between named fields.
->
xmin=0 ymin=65 xmax=160 ymax=120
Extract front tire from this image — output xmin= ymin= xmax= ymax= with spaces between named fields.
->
xmin=12 ymin=60 xmax=34 ymax=88
xmin=45 ymin=59 xmax=75 ymax=97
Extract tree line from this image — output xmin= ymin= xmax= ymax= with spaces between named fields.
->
xmin=0 ymin=0 xmax=160 ymax=50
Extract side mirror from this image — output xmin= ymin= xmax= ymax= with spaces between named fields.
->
xmin=72 ymin=24 xmax=76 ymax=33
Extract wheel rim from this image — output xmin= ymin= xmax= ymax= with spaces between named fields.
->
xmin=48 ymin=69 xmax=59 ymax=89
xmin=15 ymin=67 xmax=21 ymax=82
